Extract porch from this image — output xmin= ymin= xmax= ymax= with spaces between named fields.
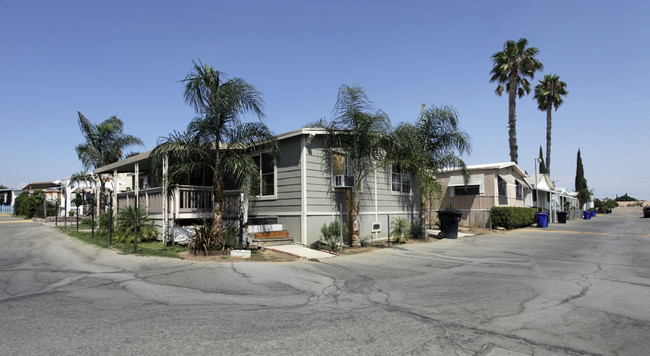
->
xmin=116 ymin=185 xmax=243 ymax=220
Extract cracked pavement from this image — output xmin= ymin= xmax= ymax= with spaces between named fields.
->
xmin=0 ymin=208 xmax=649 ymax=355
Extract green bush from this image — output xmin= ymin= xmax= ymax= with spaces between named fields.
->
xmin=188 ymin=220 xmax=238 ymax=252
xmin=98 ymin=212 xmax=113 ymax=232
xmin=113 ymin=205 xmax=158 ymax=243
xmin=318 ymin=220 xmax=347 ymax=252
xmin=409 ymin=219 xmax=424 ymax=239
xmin=391 ymin=217 xmax=409 ymax=243
xmin=79 ymin=218 xmax=93 ymax=228
xmin=594 ymin=198 xmax=618 ymax=213
xmin=491 ymin=207 xmax=536 ymax=230
xmin=13 ymin=190 xmax=57 ymax=218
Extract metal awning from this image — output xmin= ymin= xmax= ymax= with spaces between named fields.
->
xmin=448 ymin=174 xmax=484 ymax=187
xmin=498 ymin=174 xmax=515 ymax=185
xmin=515 ymin=178 xmax=532 ymax=189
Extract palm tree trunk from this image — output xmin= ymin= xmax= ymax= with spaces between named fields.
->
xmin=351 ymin=190 xmax=361 ymax=247
xmin=545 ymin=106 xmax=552 ymax=175
xmin=508 ymin=77 xmax=518 ymax=164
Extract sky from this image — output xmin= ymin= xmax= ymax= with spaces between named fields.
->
xmin=1 ymin=1 xmax=649 ymax=200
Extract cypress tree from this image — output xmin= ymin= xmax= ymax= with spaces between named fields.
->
xmin=575 ymin=149 xmax=587 ymax=191
xmin=538 ymin=146 xmax=547 ymax=174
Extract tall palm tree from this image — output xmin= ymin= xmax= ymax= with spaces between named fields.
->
xmin=490 ymin=38 xmax=543 ymax=164
xmin=389 ymin=105 xmax=471 ymax=233
xmin=76 ymin=112 xmax=144 ymax=171
xmin=76 ymin=112 xmax=143 ymax=209
xmin=151 ymin=60 xmax=278 ymax=237
xmin=319 ymin=84 xmax=391 ymax=247
xmin=534 ymin=74 xmax=568 ymax=175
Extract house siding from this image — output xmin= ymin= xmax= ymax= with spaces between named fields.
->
xmin=437 ymin=167 xmax=529 ymax=211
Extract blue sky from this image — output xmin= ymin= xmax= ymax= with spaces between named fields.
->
xmin=1 ymin=1 xmax=649 ymax=200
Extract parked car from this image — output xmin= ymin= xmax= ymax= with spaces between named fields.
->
xmin=644 ymin=206 xmax=650 ymax=218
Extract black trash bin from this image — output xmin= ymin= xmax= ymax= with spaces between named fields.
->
xmin=437 ymin=210 xmax=462 ymax=239
xmin=557 ymin=211 xmax=568 ymax=224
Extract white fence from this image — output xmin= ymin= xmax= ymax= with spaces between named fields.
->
xmin=0 ymin=205 xmax=13 ymax=214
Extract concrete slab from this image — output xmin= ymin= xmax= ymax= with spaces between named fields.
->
xmin=264 ymin=244 xmax=336 ymax=259
xmin=426 ymin=229 xmax=474 ymax=238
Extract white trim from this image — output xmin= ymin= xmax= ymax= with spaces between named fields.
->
xmin=300 ymin=135 xmax=308 ymax=245
xmin=374 ymin=169 xmax=378 ymax=220
xmin=253 ymin=210 xmax=413 ymax=217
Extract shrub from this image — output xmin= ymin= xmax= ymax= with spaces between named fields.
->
xmin=98 ymin=212 xmax=113 ymax=232
xmin=359 ymin=236 xmax=370 ymax=247
xmin=594 ymin=198 xmax=618 ymax=213
xmin=188 ymin=220 xmax=238 ymax=252
xmin=391 ymin=217 xmax=409 ymax=243
xmin=113 ymin=205 xmax=158 ymax=243
xmin=318 ymin=220 xmax=347 ymax=252
xmin=409 ymin=219 xmax=424 ymax=239
xmin=79 ymin=218 xmax=93 ymax=228
xmin=13 ymin=190 xmax=57 ymax=218
xmin=491 ymin=207 xmax=536 ymax=230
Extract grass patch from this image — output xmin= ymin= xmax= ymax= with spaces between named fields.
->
xmin=57 ymin=227 xmax=186 ymax=258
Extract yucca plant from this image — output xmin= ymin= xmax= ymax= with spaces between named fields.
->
xmin=114 ymin=205 xmax=158 ymax=243
xmin=188 ymin=220 xmax=238 ymax=254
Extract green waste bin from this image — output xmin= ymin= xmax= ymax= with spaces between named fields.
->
xmin=557 ymin=211 xmax=568 ymax=224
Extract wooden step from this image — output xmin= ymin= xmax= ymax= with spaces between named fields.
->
xmin=253 ymin=230 xmax=290 ymax=239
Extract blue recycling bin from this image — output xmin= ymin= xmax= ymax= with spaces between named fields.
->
xmin=536 ymin=212 xmax=549 ymax=228
xmin=583 ymin=211 xmax=591 ymax=220
xmin=590 ymin=210 xmax=596 ymax=217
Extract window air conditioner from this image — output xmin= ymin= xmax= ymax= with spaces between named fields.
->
xmin=333 ymin=175 xmax=354 ymax=188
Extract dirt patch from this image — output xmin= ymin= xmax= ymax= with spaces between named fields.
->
xmin=178 ymin=248 xmax=299 ymax=262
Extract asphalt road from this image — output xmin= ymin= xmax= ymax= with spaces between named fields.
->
xmin=0 ymin=209 xmax=649 ymax=356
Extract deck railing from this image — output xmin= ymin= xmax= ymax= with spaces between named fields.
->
xmin=116 ymin=186 xmax=242 ymax=219
xmin=117 ymin=187 xmax=163 ymax=213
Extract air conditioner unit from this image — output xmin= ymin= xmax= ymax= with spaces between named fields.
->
xmin=333 ymin=175 xmax=354 ymax=188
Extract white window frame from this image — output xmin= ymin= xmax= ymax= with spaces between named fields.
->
xmin=391 ymin=165 xmax=411 ymax=195
xmin=253 ymin=152 xmax=277 ymax=200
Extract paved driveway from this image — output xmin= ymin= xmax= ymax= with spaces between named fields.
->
xmin=0 ymin=209 xmax=648 ymax=355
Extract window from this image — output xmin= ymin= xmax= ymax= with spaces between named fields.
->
xmin=515 ymin=181 xmax=523 ymax=199
xmin=454 ymin=185 xmax=480 ymax=196
xmin=497 ymin=176 xmax=507 ymax=196
xmin=332 ymin=152 xmax=352 ymax=176
xmin=253 ymin=152 xmax=275 ymax=197
xmin=391 ymin=166 xmax=411 ymax=193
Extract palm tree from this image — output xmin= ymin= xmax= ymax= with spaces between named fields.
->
xmin=151 ymin=60 xmax=278 ymax=237
xmin=534 ymin=74 xmax=568 ymax=175
xmin=76 ymin=112 xmax=143 ymax=210
xmin=389 ymin=105 xmax=471 ymax=234
xmin=319 ymin=84 xmax=391 ymax=247
xmin=76 ymin=112 xmax=144 ymax=171
xmin=490 ymin=38 xmax=543 ymax=164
